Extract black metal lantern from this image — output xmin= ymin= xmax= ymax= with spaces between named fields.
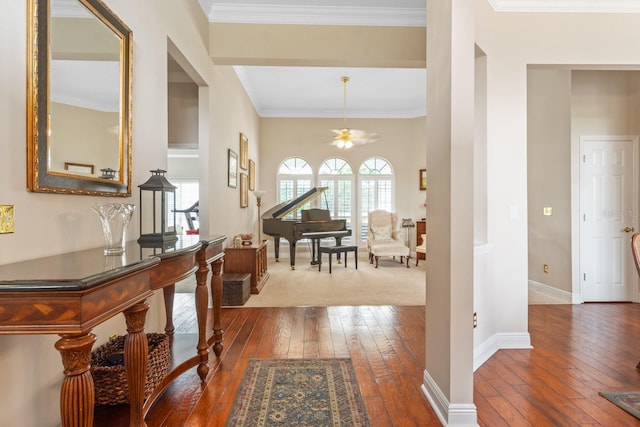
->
xmin=137 ymin=169 xmax=178 ymax=246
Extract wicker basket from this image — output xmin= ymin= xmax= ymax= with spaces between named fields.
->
xmin=91 ymin=333 xmax=171 ymax=406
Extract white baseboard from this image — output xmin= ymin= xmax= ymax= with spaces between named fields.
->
xmin=528 ymin=280 xmax=573 ymax=303
xmin=421 ymin=370 xmax=479 ymax=426
xmin=420 ymin=332 xmax=531 ymax=424
xmin=473 ymin=332 xmax=532 ymax=371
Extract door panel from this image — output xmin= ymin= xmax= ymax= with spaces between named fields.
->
xmin=580 ymin=136 xmax=638 ymax=302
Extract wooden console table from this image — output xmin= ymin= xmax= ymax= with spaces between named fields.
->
xmin=224 ymin=241 xmax=269 ymax=294
xmin=416 ymin=220 xmax=426 ymax=261
xmin=0 ymin=234 xmax=226 ymax=427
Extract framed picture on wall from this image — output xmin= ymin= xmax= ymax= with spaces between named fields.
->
xmin=419 ymin=169 xmax=427 ymax=191
xmin=64 ymin=162 xmax=94 ymax=175
xmin=240 ymin=173 xmax=249 ymax=208
xmin=248 ymin=159 xmax=255 ymax=191
xmin=228 ymin=149 xmax=238 ymax=188
xmin=240 ymin=133 xmax=248 ymax=170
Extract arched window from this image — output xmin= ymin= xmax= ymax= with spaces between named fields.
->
xmin=277 ymin=157 xmax=313 ymax=220
xmin=318 ymin=158 xmax=354 ymax=243
xmin=359 ymin=157 xmax=394 ymax=242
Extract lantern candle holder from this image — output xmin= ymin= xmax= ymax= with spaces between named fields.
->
xmin=137 ymin=169 xmax=178 ymax=246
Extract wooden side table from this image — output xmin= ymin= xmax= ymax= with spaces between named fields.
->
xmin=224 ymin=241 xmax=270 ymax=294
xmin=416 ymin=220 xmax=426 ymax=261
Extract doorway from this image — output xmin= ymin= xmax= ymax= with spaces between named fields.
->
xmin=579 ymin=135 xmax=639 ymax=302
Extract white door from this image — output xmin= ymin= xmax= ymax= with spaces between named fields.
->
xmin=580 ymin=136 xmax=639 ymax=302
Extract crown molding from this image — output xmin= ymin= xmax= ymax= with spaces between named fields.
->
xmin=487 ymin=0 xmax=640 ymax=13
xmin=206 ymin=4 xmax=425 ymax=27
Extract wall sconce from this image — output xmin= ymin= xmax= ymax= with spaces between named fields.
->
xmin=137 ymin=169 xmax=177 ymax=246
xmin=253 ymin=190 xmax=266 ymax=243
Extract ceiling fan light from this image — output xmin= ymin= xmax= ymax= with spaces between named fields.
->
xmin=329 ymin=76 xmax=376 ymax=149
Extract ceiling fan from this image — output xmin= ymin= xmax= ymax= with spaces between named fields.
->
xmin=331 ymin=76 xmax=378 ymax=149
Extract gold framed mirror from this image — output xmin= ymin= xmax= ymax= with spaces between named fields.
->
xmin=27 ymin=0 xmax=132 ymax=196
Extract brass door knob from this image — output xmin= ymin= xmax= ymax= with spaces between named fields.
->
xmin=622 ymin=226 xmax=635 ymax=233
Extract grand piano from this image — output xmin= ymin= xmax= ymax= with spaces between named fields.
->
xmin=262 ymin=187 xmax=352 ymax=269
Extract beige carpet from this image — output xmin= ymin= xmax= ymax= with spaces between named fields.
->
xmin=176 ymin=249 xmax=426 ymax=307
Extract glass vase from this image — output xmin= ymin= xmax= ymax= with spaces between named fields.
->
xmin=92 ymin=203 xmax=135 ymax=255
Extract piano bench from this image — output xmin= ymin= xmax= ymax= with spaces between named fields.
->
xmin=222 ymin=273 xmax=251 ymax=306
xmin=318 ymin=245 xmax=358 ymax=274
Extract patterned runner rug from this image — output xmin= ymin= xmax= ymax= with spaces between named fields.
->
xmin=227 ymin=358 xmax=371 ymax=426
xmin=599 ymin=391 xmax=640 ymax=419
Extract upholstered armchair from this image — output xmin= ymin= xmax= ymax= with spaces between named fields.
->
xmin=366 ymin=210 xmax=410 ymax=268
xmin=415 ymin=233 xmax=426 ymax=266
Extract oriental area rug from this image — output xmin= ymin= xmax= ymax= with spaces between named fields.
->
xmin=599 ymin=391 xmax=640 ymax=420
xmin=227 ymin=358 xmax=371 ymax=427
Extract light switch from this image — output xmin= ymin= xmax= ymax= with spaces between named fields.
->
xmin=543 ymin=207 xmax=553 ymax=216
xmin=510 ymin=206 xmax=518 ymax=220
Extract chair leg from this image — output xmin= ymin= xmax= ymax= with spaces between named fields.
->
xmin=375 ymin=256 xmax=379 ymax=268
xmin=329 ymin=253 xmax=332 ymax=274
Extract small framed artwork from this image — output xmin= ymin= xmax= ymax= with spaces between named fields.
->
xmin=419 ymin=169 xmax=427 ymax=191
xmin=239 ymin=133 xmax=248 ymax=170
xmin=248 ymin=159 xmax=255 ymax=191
xmin=240 ymin=173 xmax=249 ymax=208
xmin=228 ymin=149 xmax=238 ymax=188
xmin=64 ymin=162 xmax=94 ymax=175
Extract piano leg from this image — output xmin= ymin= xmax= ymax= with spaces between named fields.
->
xmin=273 ymin=235 xmax=281 ymax=261
xmin=288 ymin=239 xmax=297 ymax=270
xmin=310 ymin=237 xmax=320 ymax=265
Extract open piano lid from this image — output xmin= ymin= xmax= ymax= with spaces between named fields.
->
xmin=261 ymin=187 xmax=328 ymax=220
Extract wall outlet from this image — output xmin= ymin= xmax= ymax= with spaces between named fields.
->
xmin=544 ymin=263 xmax=549 ymax=273
xmin=0 ymin=205 xmax=14 ymax=234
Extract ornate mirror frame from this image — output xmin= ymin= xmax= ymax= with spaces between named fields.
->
xmin=27 ymin=0 xmax=132 ymax=196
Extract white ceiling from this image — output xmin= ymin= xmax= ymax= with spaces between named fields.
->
xmin=194 ymin=0 xmax=639 ymax=119
xmin=235 ymin=66 xmax=426 ymax=119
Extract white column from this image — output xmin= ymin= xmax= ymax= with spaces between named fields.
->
xmin=422 ymin=0 xmax=478 ymax=425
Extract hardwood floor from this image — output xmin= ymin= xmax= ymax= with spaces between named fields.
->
xmin=476 ymin=303 xmax=640 ymax=427
xmin=95 ymin=302 xmax=640 ymax=426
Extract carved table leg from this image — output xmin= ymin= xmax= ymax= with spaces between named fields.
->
xmin=55 ymin=332 xmax=97 ymax=427
xmin=162 ymin=284 xmax=175 ymax=337
xmin=209 ymin=258 xmax=224 ymax=357
xmin=123 ymin=302 xmax=149 ymax=427
xmin=194 ymin=258 xmax=210 ymax=381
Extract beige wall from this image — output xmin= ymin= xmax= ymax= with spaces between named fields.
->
xmin=472 ymin=0 xmax=640 ymax=363
xmin=210 ymin=23 xmax=426 ymax=68
xmin=168 ymin=82 xmax=199 ymax=149
xmin=527 ymin=69 xmax=572 ymax=292
xmin=50 ymin=102 xmax=120 ymax=175
xmin=258 ymin=116 xmax=426 ymax=247
xmin=0 ymin=0 xmax=245 ymax=427
xmin=527 ymin=70 xmax=640 ymax=297
xmin=206 ymin=65 xmax=262 ymax=240
xmin=424 ymin=0 xmax=476 ymax=417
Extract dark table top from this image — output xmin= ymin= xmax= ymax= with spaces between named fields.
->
xmin=0 ymin=234 xmax=224 ymax=291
